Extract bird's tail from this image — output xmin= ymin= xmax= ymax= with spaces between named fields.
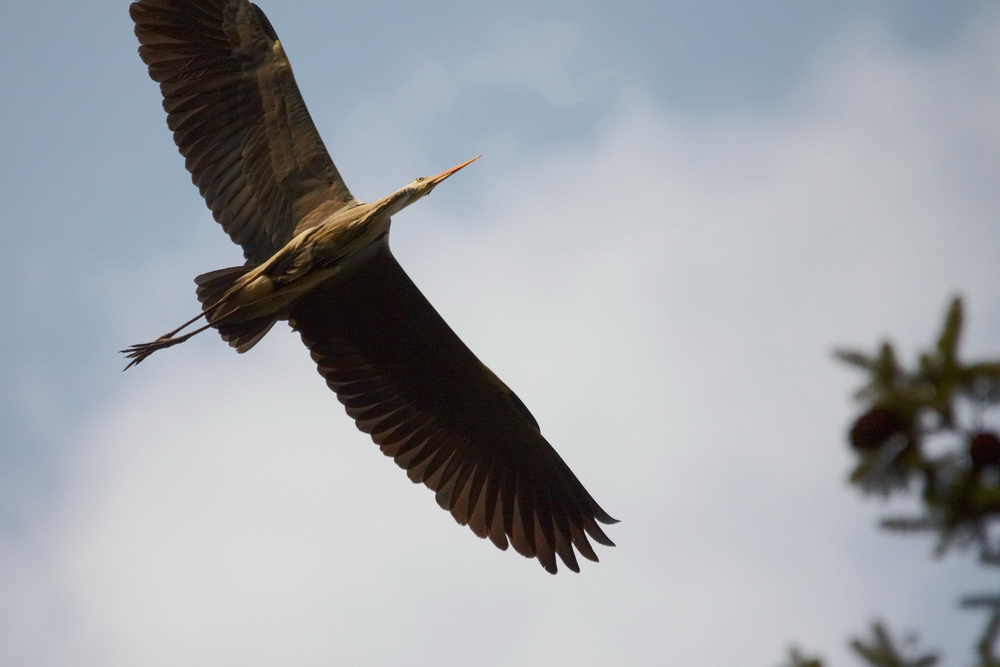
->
xmin=194 ymin=266 xmax=278 ymax=353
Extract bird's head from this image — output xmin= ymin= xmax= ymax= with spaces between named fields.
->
xmin=384 ymin=155 xmax=480 ymax=215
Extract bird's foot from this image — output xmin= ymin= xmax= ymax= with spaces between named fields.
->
xmin=120 ymin=335 xmax=182 ymax=370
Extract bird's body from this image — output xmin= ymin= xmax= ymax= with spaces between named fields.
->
xmin=124 ymin=161 xmax=475 ymax=361
xmin=126 ymin=0 xmax=616 ymax=573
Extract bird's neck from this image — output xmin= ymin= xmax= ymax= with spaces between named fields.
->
xmin=374 ymin=188 xmax=419 ymax=219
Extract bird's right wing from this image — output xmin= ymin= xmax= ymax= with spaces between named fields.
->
xmin=130 ymin=0 xmax=356 ymax=263
xmin=289 ymin=245 xmax=617 ymax=574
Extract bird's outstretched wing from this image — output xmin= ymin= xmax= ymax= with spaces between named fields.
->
xmin=289 ymin=244 xmax=617 ymax=573
xmin=130 ymin=0 xmax=356 ymax=263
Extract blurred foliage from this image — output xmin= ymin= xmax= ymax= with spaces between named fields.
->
xmin=782 ymin=297 xmax=1000 ymax=666
xmin=780 ymin=646 xmax=825 ymax=667
xmin=848 ymin=622 xmax=938 ymax=667
xmin=837 ymin=297 xmax=1000 ymax=560
xmin=780 ymin=622 xmax=937 ymax=667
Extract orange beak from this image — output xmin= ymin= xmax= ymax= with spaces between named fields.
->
xmin=427 ymin=155 xmax=481 ymax=186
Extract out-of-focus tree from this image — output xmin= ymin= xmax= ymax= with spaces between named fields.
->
xmin=781 ymin=297 xmax=1000 ymax=666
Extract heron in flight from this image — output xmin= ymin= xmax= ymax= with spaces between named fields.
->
xmin=125 ymin=0 xmax=616 ymax=574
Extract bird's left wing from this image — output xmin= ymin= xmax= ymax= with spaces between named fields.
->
xmin=130 ymin=0 xmax=356 ymax=263
xmin=289 ymin=244 xmax=617 ymax=574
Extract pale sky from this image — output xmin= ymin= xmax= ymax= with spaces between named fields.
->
xmin=3 ymin=1 xmax=1000 ymax=665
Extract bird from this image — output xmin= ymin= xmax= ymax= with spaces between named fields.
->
xmin=125 ymin=0 xmax=616 ymax=574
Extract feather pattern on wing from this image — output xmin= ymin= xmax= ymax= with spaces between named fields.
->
xmin=289 ymin=244 xmax=617 ymax=573
xmin=130 ymin=0 xmax=356 ymax=262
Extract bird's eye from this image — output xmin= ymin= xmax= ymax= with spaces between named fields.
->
xmin=415 ymin=177 xmax=425 ymax=183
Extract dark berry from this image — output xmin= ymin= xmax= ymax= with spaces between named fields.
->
xmin=849 ymin=406 xmax=907 ymax=451
xmin=969 ymin=432 xmax=1000 ymax=469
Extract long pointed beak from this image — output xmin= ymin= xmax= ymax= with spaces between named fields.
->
xmin=427 ymin=155 xmax=481 ymax=186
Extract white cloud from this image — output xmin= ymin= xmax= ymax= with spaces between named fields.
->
xmin=5 ymin=9 xmax=1000 ymax=666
